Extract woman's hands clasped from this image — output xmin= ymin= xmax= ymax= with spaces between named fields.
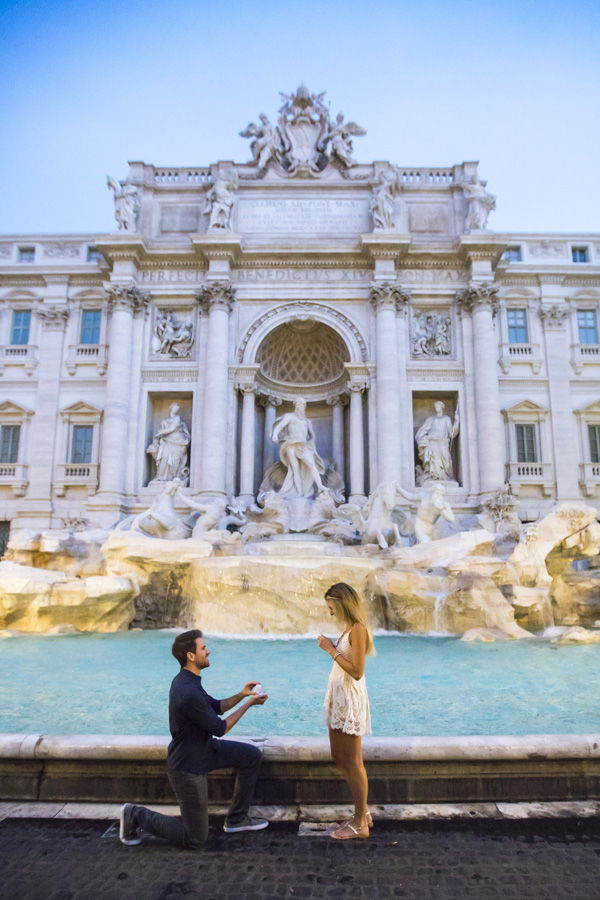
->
xmin=317 ymin=634 xmax=335 ymax=656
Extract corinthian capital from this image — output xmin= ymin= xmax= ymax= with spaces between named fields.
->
xmin=37 ymin=306 xmax=69 ymax=330
xmin=456 ymin=282 xmax=499 ymax=315
xmin=197 ymin=281 xmax=235 ymax=314
xmin=369 ymin=281 xmax=411 ymax=313
xmin=106 ymin=284 xmax=150 ymax=313
xmin=539 ymin=304 xmax=569 ymax=330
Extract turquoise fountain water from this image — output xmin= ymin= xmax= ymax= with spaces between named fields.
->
xmin=1 ymin=630 xmax=599 ymax=737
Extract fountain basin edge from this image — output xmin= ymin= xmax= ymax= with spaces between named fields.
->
xmin=2 ymin=732 xmax=600 ymax=807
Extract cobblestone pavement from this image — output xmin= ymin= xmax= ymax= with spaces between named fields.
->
xmin=3 ymin=816 xmax=600 ymax=900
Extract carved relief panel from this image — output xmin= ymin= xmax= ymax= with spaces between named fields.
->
xmin=151 ymin=308 xmax=195 ymax=360
xmin=410 ymin=309 xmax=452 ymax=358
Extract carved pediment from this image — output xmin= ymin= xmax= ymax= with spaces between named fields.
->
xmin=574 ymin=400 xmax=600 ymax=420
xmin=502 ymin=399 xmax=548 ymax=421
xmin=0 ymin=400 xmax=34 ymax=419
xmin=59 ymin=401 xmax=103 ymax=422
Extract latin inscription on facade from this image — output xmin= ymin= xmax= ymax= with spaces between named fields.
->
xmin=235 ymin=268 xmax=372 ymax=283
xmin=141 ymin=269 xmax=204 ymax=283
xmin=236 ymin=198 xmax=369 ymax=233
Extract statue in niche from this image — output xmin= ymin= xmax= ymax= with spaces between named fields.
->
xmin=370 ymin=167 xmax=399 ymax=230
xmin=203 ymin=171 xmax=238 ymax=229
xmin=146 ymin=403 xmax=191 ymax=484
xmin=106 ymin=176 xmax=140 ymax=232
xmin=411 ymin=312 xmax=451 ymax=357
xmin=153 ymin=311 xmax=194 ymax=358
xmin=415 ymin=401 xmax=459 ymax=484
xmin=239 ymin=114 xmax=280 ymax=172
xmin=270 ymin=397 xmax=326 ymax=498
xmin=414 ymin=483 xmax=455 ymax=543
xmin=463 ymin=172 xmax=496 ymax=233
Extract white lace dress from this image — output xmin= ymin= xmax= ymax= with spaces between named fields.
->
xmin=323 ymin=631 xmax=371 ymax=736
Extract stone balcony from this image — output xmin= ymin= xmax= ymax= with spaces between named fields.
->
xmin=65 ymin=344 xmax=108 ymax=376
xmin=54 ymin=463 xmax=99 ymax=496
xmin=499 ymin=342 xmax=542 ymax=375
xmin=506 ymin=462 xmax=554 ymax=497
xmin=0 ymin=345 xmax=38 ymax=376
xmin=570 ymin=343 xmax=600 ymax=375
xmin=0 ymin=463 xmax=29 ymax=496
xmin=579 ymin=462 xmax=600 ymax=498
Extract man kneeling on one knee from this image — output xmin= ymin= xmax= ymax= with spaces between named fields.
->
xmin=119 ymin=628 xmax=269 ymax=849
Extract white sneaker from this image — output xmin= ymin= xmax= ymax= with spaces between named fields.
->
xmin=119 ymin=803 xmax=143 ymax=845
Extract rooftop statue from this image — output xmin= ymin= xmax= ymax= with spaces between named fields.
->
xmin=106 ymin=175 xmax=140 ymax=232
xmin=240 ymin=85 xmax=366 ymax=177
xmin=203 ymin=170 xmax=238 ymax=230
xmin=463 ymin=171 xmax=496 ymax=232
xmin=370 ymin=167 xmax=400 ymax=230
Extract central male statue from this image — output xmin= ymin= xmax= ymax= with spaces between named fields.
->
xmin=271 ymin=397 xmax=326 ymax=498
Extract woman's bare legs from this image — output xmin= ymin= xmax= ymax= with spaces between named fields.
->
xmin=328 ymin=728 xmax=369 ymax=836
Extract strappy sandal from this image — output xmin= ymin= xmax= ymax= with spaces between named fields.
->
xmin=367 ymin=811 xmax=373 ymax=828
xmin=330 ymin=819 xmax=369 ymax=840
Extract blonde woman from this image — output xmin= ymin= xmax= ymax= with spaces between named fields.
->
xmin=317 ymin=582 xmax=375 ymax=840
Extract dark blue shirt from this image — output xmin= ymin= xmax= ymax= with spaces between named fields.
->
xmin=167 ymin=669 xmax=227 ymax=774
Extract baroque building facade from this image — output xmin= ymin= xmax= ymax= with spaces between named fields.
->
xmin=0 ymin=86 xmax=599 ymax=537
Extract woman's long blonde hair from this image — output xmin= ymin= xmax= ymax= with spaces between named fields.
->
xmin=325 ymin=582 xmax=375 ymax=655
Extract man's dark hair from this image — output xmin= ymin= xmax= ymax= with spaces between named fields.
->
xmin=172 ymin=629 xmax=203 ymax=667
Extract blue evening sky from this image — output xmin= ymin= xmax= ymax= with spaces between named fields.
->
xmin=0 ymin=0 xmax=598 ymax=236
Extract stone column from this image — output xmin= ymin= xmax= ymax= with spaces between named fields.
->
xmin=457 ymin=283 xmax=505 ymax=493
xmin=260 ymin=395 xmax=281 ymax=472
xmin=348 ymin=382 xmax=366 ymax=503
xmin=19 ymin=305 xmax=69 ymax=525
xmin=94 ymin=286 xmax=148 ymax=505
xmin=370 ymin=282 xmax=408 ymax=485
xmin=327 ymin=394 xmax=347 ymax=478
xmin=238 ymin=383 xmax=257 ymax=504
xmin=197 ymin=282 xmax=234 ymax=495
xmin=539 ymin=299 xmax=579 ymax=500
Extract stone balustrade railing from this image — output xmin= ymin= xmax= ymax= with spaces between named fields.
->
xmin=0 ymin=345 xmax=38 ymax=375
xmin=398 ymin=168 xmax=454 ymax=185
xmin=66 ymin=344 xmax=108 ymax=376
xmin=0 ymin=463 xmax=28 ymax=496
xmin=54 ymin=463 xmax=99 ymax=497
xmin=153 ymin=168 xmax=212 ymax=185
xmin=506 ymin=461 xmax=554 ymax=496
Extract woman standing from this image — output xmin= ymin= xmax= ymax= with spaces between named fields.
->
xmin=317 ymin=582 xmax=375 ymax=840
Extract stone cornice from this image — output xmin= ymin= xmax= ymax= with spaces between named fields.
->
xmin=360 ymin=233 xmax=411 ymax=263
xmin=191 ymin=234 xmax=243 ymax=265
xmin=197 ymin=280 xmax=236 ymax=313
xmin=94 ymin=235 xmax=146 ymax=265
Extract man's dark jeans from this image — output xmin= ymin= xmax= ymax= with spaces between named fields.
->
xmin=133 ymin=739 xmax=262 ymax=849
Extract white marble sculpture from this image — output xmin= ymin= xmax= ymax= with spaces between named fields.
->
xmin=106 ymin=176 xmax=139 ymax=232
xmin=322 ymin=113 xmax=366 ymax=168
xmin=204 ymin=172 xmax=238 ymax=229
xmin=360 ymin=482 xmax=403 ymax=549
xmin=153 ymin=312 xmax=194 ymax=358
xmin=370 ymin=168 xmax=399 ymax=230
xmin=411 ymin=312 xmax=451 ymax=357
xmin=240 ymin=85 xmax=365 ymax=176
xmin=414 ymin=483 xmax=456 ymax=543
xmin=239 ymin=113 xmax=280 ymax=172
xmin=189 ymin=497 xmax=245 ymax=542
xmin=146 ymin=403 xmax=191 ymax=484
xmin=415 ymin=401 xmax=459 ymax=484
xmin=271 ymin=397 xmax=326 ymax=499
xmin=240 ymin=491 xmax=290 ymax=541
xmin=124 ymin=479 xmax=192 ymax=540
xmin=463 ymin=173 xmax=496 ymax=233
